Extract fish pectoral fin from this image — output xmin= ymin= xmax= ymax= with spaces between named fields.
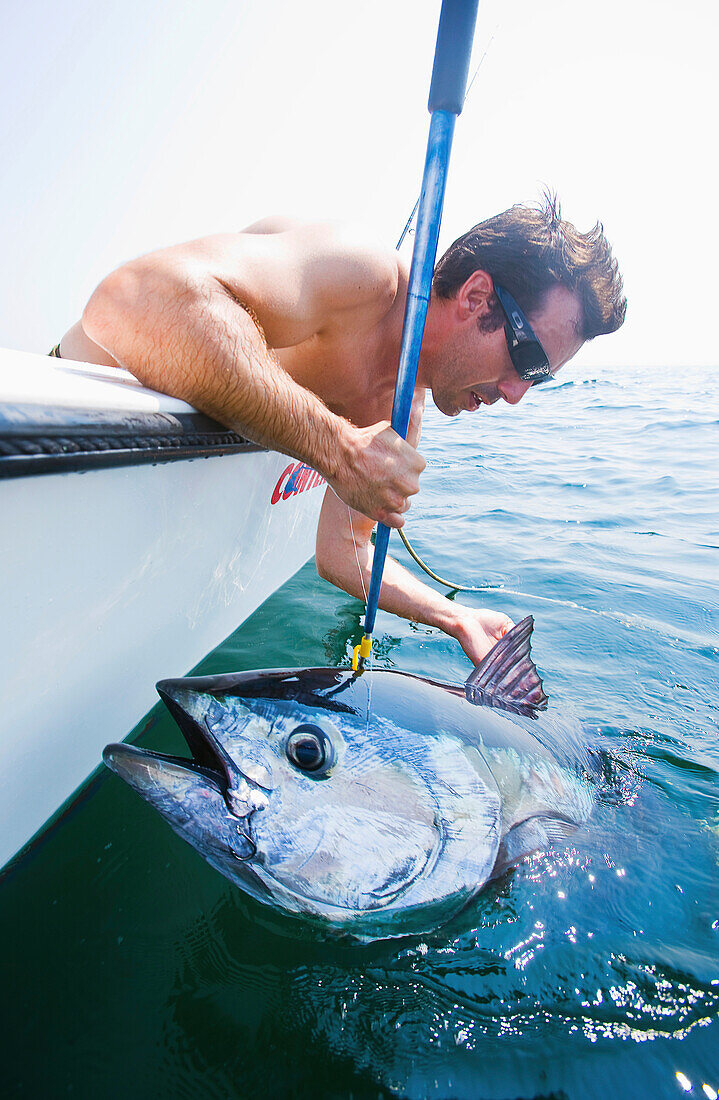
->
xmin=464 ymin=616 xmax=548 ymax=718
xmin=493 ymin=811 xmax=580 ymax=876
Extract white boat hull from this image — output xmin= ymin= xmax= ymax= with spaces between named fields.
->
xmin=0 ymin=349 xmax=325 ymax=867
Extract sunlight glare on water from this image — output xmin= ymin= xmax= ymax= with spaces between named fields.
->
xmin=1 ymin=362 xmax=718 ymax=1098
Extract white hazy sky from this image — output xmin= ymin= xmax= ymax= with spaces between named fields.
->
xmin=1 ymin=0 xmax=717 ymax=368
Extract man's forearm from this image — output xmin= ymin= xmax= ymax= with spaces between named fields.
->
xmin=82 ymin=260 xmax=423 ymax=526
xmin=318 ymin=523 xmax=464 ymax=640
xmin=316 ymin=491 xmax=513 ymax=663
xmin=82 ymin=265 xmax=352 ymax=483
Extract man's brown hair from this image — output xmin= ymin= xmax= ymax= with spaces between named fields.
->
xmin=433 ymin=194 xmax=626 ymax=340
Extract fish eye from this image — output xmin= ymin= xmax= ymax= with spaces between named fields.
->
xmin=286 ymin=725 xmax=330 ymax=774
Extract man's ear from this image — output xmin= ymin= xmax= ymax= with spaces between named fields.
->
xmin=455 ymin=269 xmax=494 ymax=320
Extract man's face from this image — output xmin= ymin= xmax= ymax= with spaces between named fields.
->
xmin=430 ymin=283 xmax=584 ymax=417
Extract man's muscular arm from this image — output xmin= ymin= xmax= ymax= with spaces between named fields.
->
xmin=80 ymin=224 xmax=424 ymax=527
xmin=315 ymin=403 xmax=514 ymax=664
xmin=315 ymin=489 xmax=513 ymax=665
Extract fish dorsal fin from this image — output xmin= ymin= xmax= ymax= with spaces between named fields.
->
xmin=464 ymin=615 xmax=548 ymax=718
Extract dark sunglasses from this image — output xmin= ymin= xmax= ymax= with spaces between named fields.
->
xmin=494 ymin=284 xmax=552 ymax=386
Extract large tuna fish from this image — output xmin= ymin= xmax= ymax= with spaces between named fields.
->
xmin=103 ymin=618 xmax=595 ymax=940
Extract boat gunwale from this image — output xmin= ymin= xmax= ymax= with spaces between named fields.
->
xmin=0 ymin=404 xmax=262 ymax=477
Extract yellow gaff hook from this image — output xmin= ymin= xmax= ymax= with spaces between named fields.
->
xmin=352 ymin=634 xmax=373 ymax=671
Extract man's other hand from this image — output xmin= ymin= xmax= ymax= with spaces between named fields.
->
xmin=453 ymin=608 xmax=516 ymax=667
xmin=327 ymin=421 xmax=426 ymax=528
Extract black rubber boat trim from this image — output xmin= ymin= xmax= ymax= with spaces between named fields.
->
xmin=0 ymin=404 xmax=262 ymax=478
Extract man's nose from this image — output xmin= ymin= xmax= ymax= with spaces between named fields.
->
xmin=498 ymin=375 xmax=533 ymax=405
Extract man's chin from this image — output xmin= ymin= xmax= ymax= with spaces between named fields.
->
xmin=432 ymin=393 xmax=461 ymax=418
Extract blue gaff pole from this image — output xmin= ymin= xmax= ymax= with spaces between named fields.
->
xmin=352 ymin=0 xmax=479 ymax=671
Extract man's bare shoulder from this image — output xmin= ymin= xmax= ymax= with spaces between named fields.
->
xmin=241 ymin=218 xmax=401 ymax=320
xmin=167 ymin=218 xmax=400 ymax=341
xmin=239 ymin=215 xmax=395 ymax=260
xmin=80 ymin=219 xmax=401 ymax=351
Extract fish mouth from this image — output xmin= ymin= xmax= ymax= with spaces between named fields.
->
xmin=104 ymin=667 xmax=356 ymax=813
xmin=101 ymin=734 xmax=262 ymax=864
xmin=102 ymin=740 xmax=229 ymax=810
xmin=103 ymin=679 xmax=246 ymax=812
xmin=155 ymin=677 xmax=233 ymax=778
xmin=103 ymin=677 xmax=270 ymax=871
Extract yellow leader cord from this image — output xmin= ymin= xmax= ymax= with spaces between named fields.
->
xmin=351 ymin=634 xmax=373 ymax=671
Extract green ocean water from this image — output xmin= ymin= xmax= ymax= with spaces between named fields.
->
xmin=2 ymin=363 xmax=718 ymax=1098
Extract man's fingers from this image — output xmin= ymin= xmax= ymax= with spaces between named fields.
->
xmin=386 ymin=490 xmax=412 ymax=514
xmin=378 ymin=509 xmax=406 ymax=530
xmin=400 ymin=476 xmax=421 ymax=498
xmin=330 ymin=420 xmax=426 ymax=524
xmin=332 ymin=483 xmax=409 ymax=528
xmin=370 ymin=492 xmax=408 ymax=528
xmin=392 ymin=466 xmax=421 ymax=499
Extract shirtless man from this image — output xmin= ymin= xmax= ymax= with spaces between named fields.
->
xmin=56 ymin=198 xmax=625 ymax=664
